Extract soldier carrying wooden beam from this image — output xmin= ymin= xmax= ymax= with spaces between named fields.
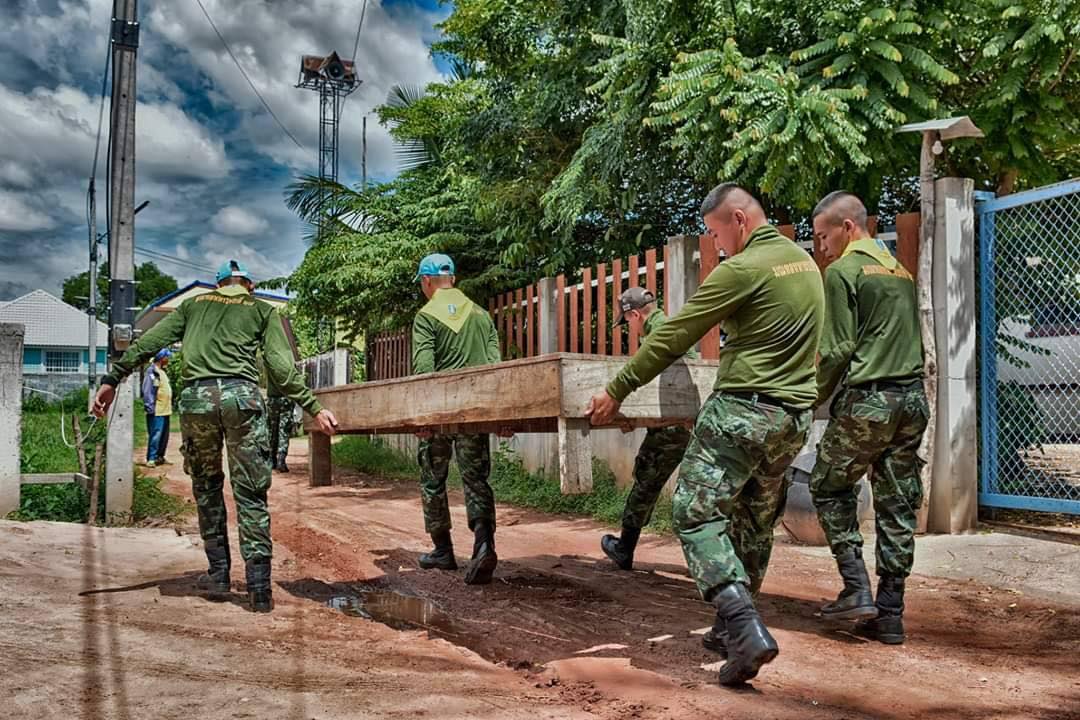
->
xmin=411 ymin=253 xmax=509 ymax=585
xmin=587 ymin=184 xmax=825 ymax=687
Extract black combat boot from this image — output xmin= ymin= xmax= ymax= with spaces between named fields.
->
xmin=195 ymin=536 xmax=231 ymax=595
xmin=712 ymin=583 xmax=779 ymax=686
xmin=418 ymin=530 xmax=458 ymax=571
xmin=600 ymin=526 xmax=641 ymax=571
xmin=856 ymin=575 xmax=906 ymax=644
xmin=702 ymin=615 xmax=728 ymax=657
xmin=277 ymin=460 xmax=290 ymax=473
xmin=464 ymin=520 xmax=497 ymax=585
xmin=246 ymin=557 xmax=273 ymax=613
xmin=821 ymin=548 xmax=878 ymax=620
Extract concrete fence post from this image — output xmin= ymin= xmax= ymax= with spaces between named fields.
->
xmin=537 ymin=277 xmax=558 ymax=355
xmin=664 ymin=235 xmax=700 ymax=316
xmin=0 ymin=323 xmax=25 ymax=515
xmin=929 ymin=177 xmax=978 ymax=533
xmin=332 ymin=348 xmax=349 ymax=386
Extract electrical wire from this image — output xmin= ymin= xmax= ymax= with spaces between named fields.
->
xmin=350 ymin=0 xmax=369 ymax=63
xmin=193 ymin=0 xmax=305 ymax=150
xmin=134 ymin=247 xmax=215 ymax=274
xmin=23 ymin=385 xmax=104 ymax=450
xmin=340 ymin=0 xmax=369 ymax=115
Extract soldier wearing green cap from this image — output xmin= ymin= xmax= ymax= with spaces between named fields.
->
xmin=411 ymin=253 xmax=506 ymax=585
xmin=809 ymin=191 xmax=928 ymax=645
xmin=93 ymin=259 xmax=339 ymax=612
xmin=587 ymin=184 xmax=824 ymax=687
xmin=600 ymin=286 xmax=695 ymax=570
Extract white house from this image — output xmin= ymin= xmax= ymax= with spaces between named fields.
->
xmin=0 ymin=290 xmax=108 ymax=397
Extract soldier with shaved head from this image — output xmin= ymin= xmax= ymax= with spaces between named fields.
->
xmin=587 ymin=183 xmax=824 ymax=687
xmin=809 ymin=191 xmax=928 ymax=645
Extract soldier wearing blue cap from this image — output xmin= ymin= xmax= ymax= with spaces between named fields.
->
xmin=141 ymin=348 xmax=174 ymax=467
xmin=94 ymin=259 xmax=339 ymax=612
xmin=411 ymin=253 xmax=505 ymax=584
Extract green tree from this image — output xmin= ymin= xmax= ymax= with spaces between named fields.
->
xmin=62 ymin=262 xmax=179 ymax=320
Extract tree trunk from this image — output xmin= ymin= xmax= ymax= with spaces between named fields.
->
xmin=915 ymin=133 xmax=938 ymax=534
xmin=86 ymin=444 xmax=104 ymax=526
xmin=996 ymin=168 xmax=1018 ymax=196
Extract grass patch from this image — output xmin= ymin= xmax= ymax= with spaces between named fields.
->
xmin=332 ymin=437 xmax=672 ymax=534
xmin=11 ymin=387 xmax=189 ymax=525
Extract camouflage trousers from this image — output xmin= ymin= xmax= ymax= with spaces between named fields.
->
xmin=179 ymin=379 xmax=273 ymax=561
xmin=673 ymin=392 xmax=811 ymax=600
xmin=265 ymin=396 xmax=295 ymax=467
xmin=810 ymin=383 xmax=928 ymax=578
xmin=418 ymin=434 xmax=495 ymax=535
xmin=622 ymin=425 xmax=692 ymax=530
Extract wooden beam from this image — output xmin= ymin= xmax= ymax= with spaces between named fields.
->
xmin=558 ymin=417 xmax=592 ymax=494
xmin=309 ymin=432 xmax=333 ymax=487
xmin=308 ymin=354 xmax=716 ymax=434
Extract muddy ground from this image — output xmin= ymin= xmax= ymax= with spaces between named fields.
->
xmin=3 ymin=438 xmax=1079 ymax=719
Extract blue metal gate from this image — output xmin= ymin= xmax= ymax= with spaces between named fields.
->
xmin=978 ymin=178 xmax=1080 ymax=514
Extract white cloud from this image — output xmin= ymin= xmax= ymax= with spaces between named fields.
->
xmin=0 ymin=0 xmax=445 ymax=299
xmin=146 ymin=0 xmax=445 ymax=176
xmin=211 ymin=205 xmax=270 ymax=236
xmin=0 ymin=191 xmax=56 ymax=231
xmin=0 ymin=161 xmax=34 ymax=189
xmin=0 ymin=83 xmax=229 ymax=185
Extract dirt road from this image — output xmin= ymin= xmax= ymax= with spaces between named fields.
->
xmin=3 ymin=438 xmax=1079 ymax=719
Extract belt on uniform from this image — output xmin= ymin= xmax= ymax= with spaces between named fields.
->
xmin=722 ymin=390 xmax=805 ymax=415
xmin=850 ymin=378 xmax=923 ymax=393
xmin=188 ymin=376 xmax=253 ymax=388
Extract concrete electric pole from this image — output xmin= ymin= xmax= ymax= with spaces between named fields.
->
xmin=104 ymin=0 xmax=139 ymax=522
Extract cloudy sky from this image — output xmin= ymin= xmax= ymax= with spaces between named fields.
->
xmin=0 ymin=0 xmax=449 ymax=300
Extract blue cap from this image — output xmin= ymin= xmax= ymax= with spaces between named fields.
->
xmin=413 ymin=253 xmax=455 ymax=282
xmin=216 ymin=259 xmax=251 ymax=284
xmin=155 ymin=348 xmax=172 ymax=362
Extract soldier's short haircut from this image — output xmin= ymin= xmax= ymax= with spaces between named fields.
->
xmin=700 ymin=183 xmax=759 ymax=218
xmin=812 ymin=191 xmax=869 ymax=230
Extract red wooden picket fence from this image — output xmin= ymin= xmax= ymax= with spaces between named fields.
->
xmin=366 ymin=214 xmax=920 ymax=380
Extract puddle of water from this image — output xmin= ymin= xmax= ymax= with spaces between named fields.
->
xmin=328 ymin=591 xmax=453 ymax=632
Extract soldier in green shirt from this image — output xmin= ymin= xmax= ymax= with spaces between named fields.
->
xmin=809 ymin=192 xmax=928 ymax=645
xmin=411 ymin=253 xmax=504 ymax=585
xmin=588 ymin=184 xmax=824 ymax=686
xmin=600 ymin=287 xmax=694 ymax=570
xmin=93 ymin=260 xmax=338 ymax=612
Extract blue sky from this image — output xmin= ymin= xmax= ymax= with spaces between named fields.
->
xmin=0 ymin=0 xmax=451 ymax=300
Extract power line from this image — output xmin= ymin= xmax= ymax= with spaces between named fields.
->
xmin=134 ymin=247 xmax=215 ymax=274
xmin=350 ymin=0 xmax=369 ymax=62
xmin=341 ymin=0 xmax=369 ymax=115
xmin=193 ymin=0 xmax=305 ymax=150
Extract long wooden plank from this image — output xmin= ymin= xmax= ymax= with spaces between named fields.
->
xmin=596 ymin=263 xmax=607 ymax=355
xmin=309 ymin=354 xmax=717 ymax=434
xmin=645 ymin=248 xmax=657 ymax=297
xmin=582 ymin=267 xmax=592 ymax=354
xmin=558 ymin=417 xmax=592 ymax=494
xmin=311 ymin=354 xmax=565 ymax=434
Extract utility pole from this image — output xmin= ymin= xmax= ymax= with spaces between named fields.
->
xmin=105 ymin=0 xmax=139 ymax=523
xmin=87 ymin=180 xmax=99 ymax=395
xmin=362 ymin=115 xmax=367 ymax=190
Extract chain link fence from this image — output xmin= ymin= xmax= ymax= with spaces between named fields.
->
xmin=979 ymin=179 xmax=1080 ymax=514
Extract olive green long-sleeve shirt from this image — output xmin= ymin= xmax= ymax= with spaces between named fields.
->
xmin=816 ymin=247 xmax=924 ymax=405
xmin=412 ymin=288 xmax=500 ymax=374
xmin=607 ymin=224 xmax=825 ymax=409
xmin=104 ymin=285 xmax=323 ymax=415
